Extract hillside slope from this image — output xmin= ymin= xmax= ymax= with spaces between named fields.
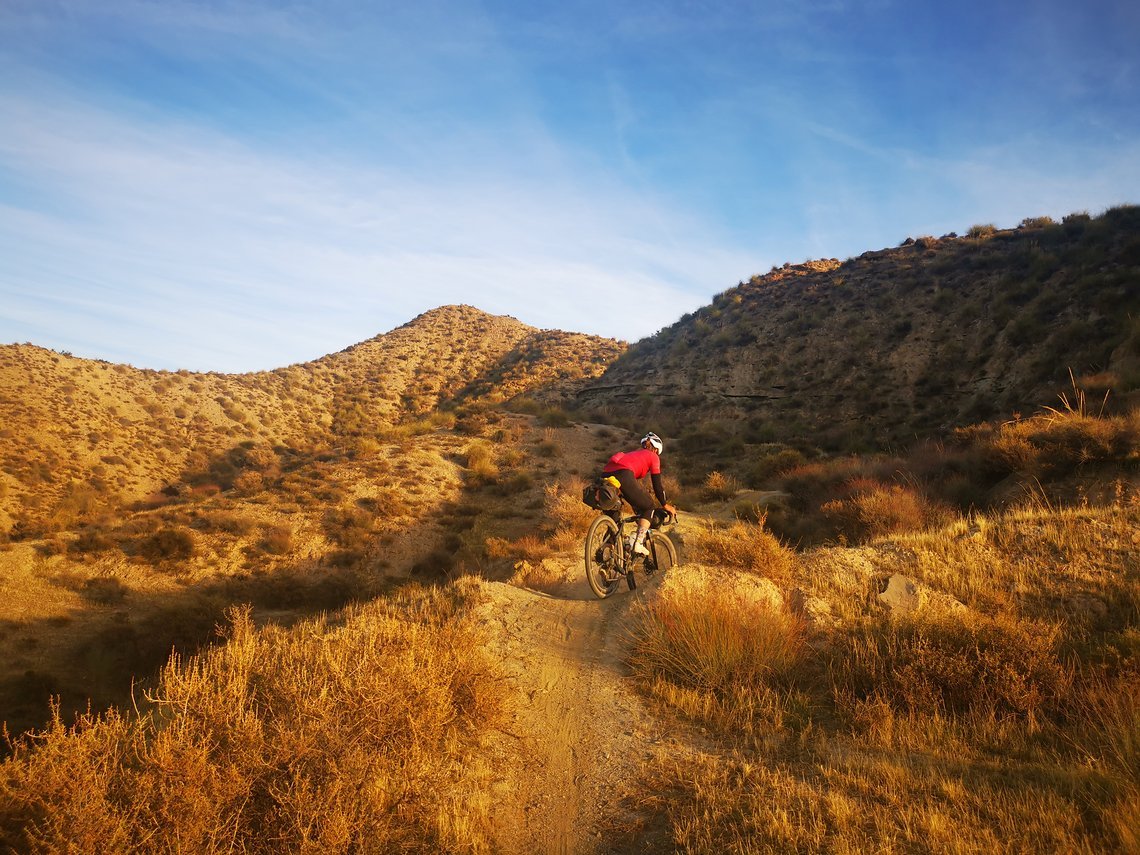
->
xmin=0 ymin=305 xmax=623 ymax=536
xmin=579 ymin=207 xmax=1140 ymax=453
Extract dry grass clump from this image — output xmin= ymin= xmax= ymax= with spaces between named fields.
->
xmin=700 ymin=470 xmax=739 ymax=501
xmin=516 ymin=477 xmax=596 ymax=553
xmin=821 ymin=480 xmax=952 ymax=543
xmin=628 ymin=582 xmax=807 ymax=738
xmin=980 ymin=407 xmax=1139 ymax=477
xmin=625 ymin=496 xmax=1140 ymax=852
xmin=688 ymin=518 xmax=796 ymax=581
xmin=463 ymin=440 xmax=499 ymax=484
xmin=832 ymin=612 xmax=1071 ymax=722
xmin=485 ymin=534 xmax=552 ymax=563
xmin=637 ymin=745 xmax=1102 ymax=855
xmin=0 ymin=583 xmax=507 ymax=853
xmin=134 ymin=526 xmax=196 ymax=565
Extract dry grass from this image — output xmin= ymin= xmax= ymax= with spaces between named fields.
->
xmin=0 ymin=581 xmax=507 ymax=853
xmin=622 ymin=495 xmax=1140 ymax=853
xmin=700 ymin=470 xmax=739 ymax=502
xmin=627 ymin=579 xmax=808 ymax=743
xmin=687 ymin=517 xmax=796 ymax=582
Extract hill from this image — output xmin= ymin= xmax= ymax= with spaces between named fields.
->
xmin=0 ymin=305 xmax=624 ymax=537
xmin=578 ymin=207 xmax=1140 ymax=462
xmin=0 ymin=216 xmax=1137 ymax=853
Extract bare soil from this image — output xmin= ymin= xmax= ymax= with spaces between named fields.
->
xmin=474 ymin=558 xmax=669 ymax=855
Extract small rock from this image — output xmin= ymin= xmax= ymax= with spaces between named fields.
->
xmin=876 ymin=573 xmax=965 ymax=616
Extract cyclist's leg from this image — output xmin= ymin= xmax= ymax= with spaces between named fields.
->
xmin=612 ymin=469 xmax=653 ymax=552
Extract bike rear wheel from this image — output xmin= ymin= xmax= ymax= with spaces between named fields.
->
xmin=584 ymin=515 xmax=623 ymax=599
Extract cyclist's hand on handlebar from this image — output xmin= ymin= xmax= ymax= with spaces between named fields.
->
xmin=664 ymin=503 xmax=677 ymax=515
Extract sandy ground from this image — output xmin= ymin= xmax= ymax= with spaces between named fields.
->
xmin=474 ymin=556 xmax=670 ymax=855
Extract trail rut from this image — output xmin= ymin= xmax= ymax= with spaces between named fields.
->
xmin=476 ymin=565 xmax=666 ymax=854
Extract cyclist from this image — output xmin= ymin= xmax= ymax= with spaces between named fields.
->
xmin=600 ymin=432 xmax=676 ymax=556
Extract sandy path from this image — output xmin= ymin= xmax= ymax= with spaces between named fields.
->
xmin=476 ymin=564 xmax=665 ymax=854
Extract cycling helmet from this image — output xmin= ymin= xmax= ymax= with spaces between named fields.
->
xmin=641 ymin=432 xmax=664 ymax=454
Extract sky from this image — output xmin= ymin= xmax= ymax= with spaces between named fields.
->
xmin=1 ymin=0 xmax=1138 ymax=372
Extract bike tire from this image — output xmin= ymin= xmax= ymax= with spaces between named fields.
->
xmin=645 ymin=530 xmax=678 ymax=575
xmin=584 ymin=515 xmax=623 ymax=599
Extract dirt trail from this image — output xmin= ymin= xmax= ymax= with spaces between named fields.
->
xmin=476 ymin=561 xmax=668 ymax=855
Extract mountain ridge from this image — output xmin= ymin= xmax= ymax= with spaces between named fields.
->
xmin=0 ymin=305 xmax=624 ymax=535
xmin=579 ymin=206 xmax=1140 ymax=458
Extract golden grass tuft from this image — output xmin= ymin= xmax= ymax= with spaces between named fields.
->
xmin=628 ymin=581 xmax=806 ymax=738
xmin=688 ymin=517 xmax=796 ymax=581
xmin=0 ymin=583 xmax=507 ymax=853
xmin=700 ymin=470 xmax=739 ymax=501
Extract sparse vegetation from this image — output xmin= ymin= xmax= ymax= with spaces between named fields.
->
xmin=0 ymin=586 xmax=507 ymax=853
xmin=1 ymin=217 xmax=1139 ymax=852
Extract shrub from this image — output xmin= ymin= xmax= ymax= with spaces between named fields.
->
xmin=820 ymin=482 xmax=939 ymax=541
xmin=628 ymin=583 xmax=807 ymax=736
xmin=463 ymin=441 xmax=499 ymax=484
xmin=701 ymin=470 xmax=739 ymax=501
xmin=137 ymin=527 xmax=195 ymax=563
xmin=832 ymin=612 xmax=1071 ymax=721
xmin=324 ymin=507 xmax=374 ymax=550
xmin=68 ymin=529 xmax=115 ymax=556
xmin=261 ymin=525 xmax=293 ymax=555
xmin=545 ymin=479 xmax=596 ymax=534
xmin=0 ymin=597 xmax=507 ymax=852
xmin=746 ymin=448 xmax=806 ymax=486
xmin=967 ymin=223 xmax=997 ymax=239
xmin=689 ymin=519 xmax=796 ymax=581
xmin=538 ymin=407 xmax=570 ymax=428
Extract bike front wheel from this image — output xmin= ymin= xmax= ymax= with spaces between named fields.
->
xmin=645 ymin=530 xmax=678 ymax=575
xmin=584 ymin=515 xmax=623 ymax=599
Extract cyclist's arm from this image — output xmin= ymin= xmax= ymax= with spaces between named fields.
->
xmin=650 ymin=472 xmax=667 ymax=506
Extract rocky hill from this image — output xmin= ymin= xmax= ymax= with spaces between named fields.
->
xmin=0 ymin=305 xmax=624 ymax=536
xmin=578 ymin=207 xmax=1140 ymax=457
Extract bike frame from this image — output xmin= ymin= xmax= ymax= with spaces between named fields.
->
xmin=584 ymin=505 xmax=677 ymax=598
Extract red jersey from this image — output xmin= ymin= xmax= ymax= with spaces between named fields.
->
xmin=603 ymin=448 xmax=661 ymax=480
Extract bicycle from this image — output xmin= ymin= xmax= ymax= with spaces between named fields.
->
xmin=584 ymin=506 xmax=678 ymax=598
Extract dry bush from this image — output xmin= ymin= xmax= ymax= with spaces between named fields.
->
xmin=463 ymin=440 xmax=499 ymax=484
xmin=544 ymin=478 xmax=596 ymax=534
xmin=1073 ymin=670 xmax=1140 ymax=788
xmin=636 ymin=746 xmax=1101 ymax=855
xmin=701 ymin=470 xmax=739 ymax=501
xmin=746 ymin=447 xmax=806 ymax=487
xmin=832 ymin=612 xmax=1071 ymax=722
xmin=628 ymin=583 xmax=806 ymax=736
xmin=194 ymin=510 xmax=256 ymax=536
xmin=485 ymin=535 xmax=552 ymax=563
xmin=231 ymin=470 xmax=263 ymax=494
xmin=688 ymin=519 xmax=795 ymax=581
xmin=0 ymin=588 xmax=507 ymax=853
xmin=68 ymin=528 xmax=115 ymax=556
xmin=260 ymin=524 xmax=293 ymax=555
xmin=136 ymin=527 xmax=195 ymax=564
xmin=323 ymin=507 xmax=374 ymax=550
xmin=821 ymin=482 xmax=946 ymax=542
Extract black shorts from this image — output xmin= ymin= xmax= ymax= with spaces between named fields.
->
xmin=609 ymin=468 xmax=654 ymax=519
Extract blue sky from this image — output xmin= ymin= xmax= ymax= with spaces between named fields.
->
xmin=1 ymin=0 xmax=1137 ymax=372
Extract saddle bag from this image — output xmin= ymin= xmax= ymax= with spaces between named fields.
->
xmin=582 ymin=477 xmax=621 ymax=511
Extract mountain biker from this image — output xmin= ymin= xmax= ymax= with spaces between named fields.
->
xmin=601 ymin=432 xmax=676 ymax=556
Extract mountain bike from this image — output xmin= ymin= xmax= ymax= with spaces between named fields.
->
xmin=584 ymin=507 xmax=678 ymax=598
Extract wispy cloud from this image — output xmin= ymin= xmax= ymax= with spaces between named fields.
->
xmin=1 ymin=0 xmax=1137 ymax=371
xmin=0 ymin=82 xmax=760 ymax=370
